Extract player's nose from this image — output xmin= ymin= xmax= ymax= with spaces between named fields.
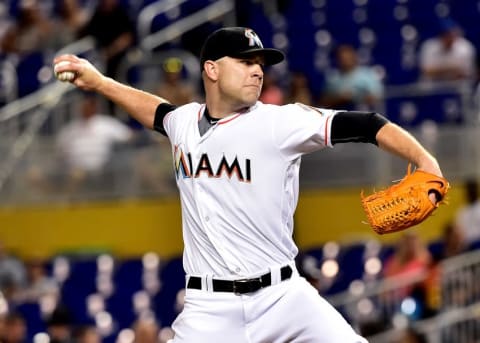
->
xmin=251 ymin=64 xmax=263 ymax=80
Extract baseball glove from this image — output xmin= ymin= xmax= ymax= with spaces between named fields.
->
xmin=361 ymin=164 xmax=450 ymax=234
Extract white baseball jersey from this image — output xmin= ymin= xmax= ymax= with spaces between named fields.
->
xmin=162 ymin=101 xmax=339 ymax=278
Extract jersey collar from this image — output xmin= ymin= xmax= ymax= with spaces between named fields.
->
xmin=198 ymin=104 xmax=254 ymax=125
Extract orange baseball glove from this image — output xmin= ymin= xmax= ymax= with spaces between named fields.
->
xmin=361 ymin=164 xmax=450 ymax=234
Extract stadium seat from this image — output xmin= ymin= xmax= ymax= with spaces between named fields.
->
xmin=60 ymin=257 xmax=98 ymax=324
xmin=385 ymin=91 xmax=464 ymax=126
xmin=153 ymin=256 xmax=185 ymax=326
xmin=325 ymin=242 xmax=368 ymax=295
xmin=15 ymin=302 xmax=46 ymax=341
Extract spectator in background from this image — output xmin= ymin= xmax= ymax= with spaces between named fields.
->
xmin=319 ymin=44 xmax=384 ymax=111
xmin=158 ymin=327 xmax=175 ymax=343
xmin=454 ymin=178 xmax=480 ymax=247
xmin=397 ymin=327 xmax=427 ymax=343
xmin=0 ymin=315 xmax=6 ymax=341
xmin=52 ymin=0 xmax=89 ymax=50
xmin=46 ymin=305 xmax=74 ymax=343
xmin=132 ymin=317 xmax=159 ymax=343
xmin=14 ymin=258 xmax=58 ymax=303
xmin=79 ymin=0 xmax=135 ymax=115
xmin=0 ymin=0 xmax=54 ymax=97
xmin=259 ymin=71 xmax=284 ymax=105
xmin=1 ymin=312 xmax=27 ymax=343
xmin=79 ymin=0 xmax=135 ymax=80
xmin=0 ymin=0 xmax=52 ymax=54
xmin=72 ymin=325 xmax=100 ymax=343
xmin=438 ymin=221 xmax=468 ymax=260
xmin=419 ymin=19 xmax=476 ymax=82
xmin=156 ymin=57 xmax=199 ymax=105
xmin=286 ymin=72 xmax=314 ymax=105
xmin=422 ymin=221 xmax=469 ymax=318
xmin=56 ymin=94 xmax=133 ymax=193
xmin=0 ymin=242 xmax=27 ymax=301
xmin=382 ymin=232 xmax=432 ymax=301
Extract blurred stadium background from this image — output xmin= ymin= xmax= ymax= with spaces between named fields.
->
xmin=1 ymin=0 xmax=480 ymax=342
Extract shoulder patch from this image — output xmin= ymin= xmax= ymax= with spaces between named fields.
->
xmin=294 ymin=102 xmax=324 ymax=116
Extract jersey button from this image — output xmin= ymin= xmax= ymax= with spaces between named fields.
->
xmin=235 ymin=267 xmax=241 ymax=273
xmin=205 ymin=216 xmax=210 ymax=221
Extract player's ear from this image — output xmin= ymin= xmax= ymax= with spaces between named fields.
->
xmin=203 ymin=60 xmax=219 ymax=81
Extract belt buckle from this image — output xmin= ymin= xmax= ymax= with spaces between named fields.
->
xmin=232 ymin=277 xmax=262 ymax=295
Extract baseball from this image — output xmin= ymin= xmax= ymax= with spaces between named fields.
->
xmin=54 ymin=61 xmax=76 ymax=82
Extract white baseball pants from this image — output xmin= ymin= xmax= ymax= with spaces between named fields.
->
xmin=170 ymin=273 xmax=368 ymax=342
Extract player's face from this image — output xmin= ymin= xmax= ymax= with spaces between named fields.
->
xmin=216 ymin=55 xmax=264 ymax=108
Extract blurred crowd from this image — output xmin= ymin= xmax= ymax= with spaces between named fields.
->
xmin=0 ymin=243 xmax=178 ymax=343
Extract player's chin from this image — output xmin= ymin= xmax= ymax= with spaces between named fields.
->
xmin=242 ymin=91 xmax=260 ymax=106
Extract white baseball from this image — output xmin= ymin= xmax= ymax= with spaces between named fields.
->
xmin=54 ymin=61 xmax=76 ymax=82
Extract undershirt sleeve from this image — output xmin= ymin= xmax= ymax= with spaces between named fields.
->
xmin=153 ymin=103 xmax=178 ymax=136
xmin=331 ymin=111 xmax=390 ymax=145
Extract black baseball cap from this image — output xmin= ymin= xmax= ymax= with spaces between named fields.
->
xmin=200 ymin=27 xmax=285 ymax=69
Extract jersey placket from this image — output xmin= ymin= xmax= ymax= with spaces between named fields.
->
xmin=192 ymin=127 xmax=243 ymax=275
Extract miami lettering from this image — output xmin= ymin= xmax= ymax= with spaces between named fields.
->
xmin=173 ymin=147 xmax=251 ymax=182
xmin=174 ymin=145 xmax=192 ymax=178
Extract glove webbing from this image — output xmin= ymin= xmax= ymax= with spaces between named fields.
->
xmin=365 ymin=189 xmax=422 ymax=232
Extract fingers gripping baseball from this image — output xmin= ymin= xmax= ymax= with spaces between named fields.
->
xmin=54 ymin=61 xmax=76 ymax=82
xmin=53 ymin=55 xmax=105 ymax=91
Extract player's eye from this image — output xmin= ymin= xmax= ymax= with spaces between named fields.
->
xmin=241 ymin=60 xmax=265 ymax=69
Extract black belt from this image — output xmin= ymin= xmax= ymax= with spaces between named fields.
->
xmin=187 ymin=265 xmax=293 ymax=295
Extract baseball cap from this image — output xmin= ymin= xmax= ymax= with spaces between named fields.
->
xmin=199 ymin=27 xmax=285 ymax=69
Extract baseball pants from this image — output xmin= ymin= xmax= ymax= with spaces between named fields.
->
xmin=170 ymin=268 xmax=368 ymax=342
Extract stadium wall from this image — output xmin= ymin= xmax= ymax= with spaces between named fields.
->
xmin=0 ymin=185 xmax=463 ymax=259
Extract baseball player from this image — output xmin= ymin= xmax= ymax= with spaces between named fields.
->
xmin=53 ymin=27 xmax=443 ymax=342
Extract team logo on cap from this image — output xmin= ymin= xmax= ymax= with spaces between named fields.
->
xmin=245 ymin=29 xmax=263 ymax=48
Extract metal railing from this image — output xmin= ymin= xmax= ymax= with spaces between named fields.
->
xmin=0 ymin=36 xmax=99 ymax=195
xmin=324 ymin=248 xmax=480 ymax=343
xmin=137 ymin=0 xmax=190 ymax=40
xmin=140 ymin=0 xmax=235 ymax=51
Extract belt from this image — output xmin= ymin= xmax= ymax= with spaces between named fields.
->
xmin=186 ymin=265 xmax=293 ymax=295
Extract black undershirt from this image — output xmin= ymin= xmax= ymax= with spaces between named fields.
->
xmin=153 ymin=103 xmax=176 ymax=136
xmin=330 ymin=111 xmax=389 ymax=145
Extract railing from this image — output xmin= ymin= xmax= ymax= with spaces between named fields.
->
xmin=366 ymin=301 xmax=480 ymax=343
xmin=0 ymin=59 xmax=17 ymax=105
xmin=137 ymin=0 xmax=190 ymax=40
xmin=140 ymin=0 xmax=235 ymax=51
xmin=325 ymin=248 xmax=480 ymax=343
xmin=0 ymin=36 xmax=99 ymax=194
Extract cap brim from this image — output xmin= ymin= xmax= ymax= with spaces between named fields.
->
xmin=232 ymin=48 xmax=285 ymax=66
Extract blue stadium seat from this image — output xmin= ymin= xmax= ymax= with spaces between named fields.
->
xmin=113 ymin=258 xmax=144 ymax=298
xmin=14 ymin=302 xmax=46 ymax=341
xmin=154 ymin=256 xmax=185 ymax=326
xmin=366 ymin=0 xmax=405 ymax=30
xmin=105 ymin=292 xmax=137 ymax=330
xmin=60 ymin=257 xmax=98 ymax=324
xmin=16 ymin=52 xmax=45 ymax=98
xmin=385 ymin=91 xmax=464 ymax=126
xmin=324 ymin=242 xmax=367 ymax=295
